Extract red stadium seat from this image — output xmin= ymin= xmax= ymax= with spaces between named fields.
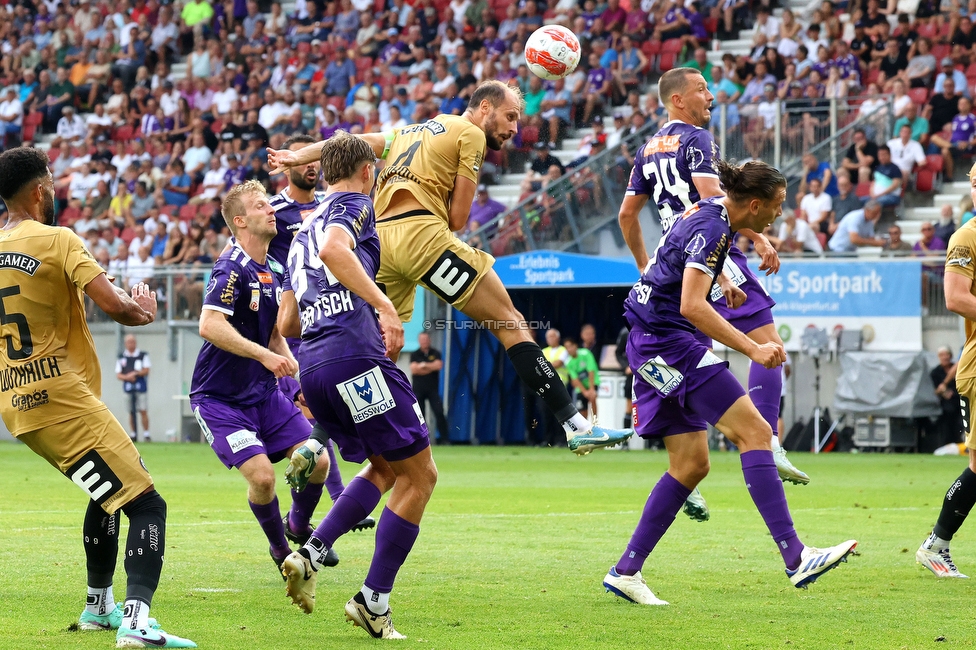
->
xmin=926 ymin=153 xmax=944 ymax=172
xmin=520 ymin=125 xmax=539 ymax=147
xmin=658 ymin=52 xmax=678 ymax=72
xmin=641 ymin=40 xmax=661 ymax=57
xmin=59 ymin=206 xmax=81 ymax=226
xmin=179 ymin=204 xmax=197 ymax=221
xmin=915 ymin=169 xmax=935 ymax=192
xmin=661 ymin=38 xmax=683 ymax=53
xmin=816 ymin=232 xmax=828 ymax=250
xmin=703 ymin=17 xmax=718 ymax=34
xmin=115 ymin=125 xmax=135 ymax=142
xmin=22 ymin=112 xmax=43 ymax=143
xmin=932 ymin=44 xmax=951 ymax=62
xmin=865 ymin=68 xmax=880 ymax=86
xmin=355 ymin=56 xmax=374 ymax=75
xmin=855 ymin=181 xmax=871 ymax=198
xmin=296 ymin=41 xmax=311 ymax=54
xmin=908 ymin=87 xmax=930 ymax=105
xmin=917 ymin=23 xmax=937 ymax=39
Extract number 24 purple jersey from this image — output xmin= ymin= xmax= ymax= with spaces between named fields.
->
xmin=626 ymin=120 xmax=719 ymax=231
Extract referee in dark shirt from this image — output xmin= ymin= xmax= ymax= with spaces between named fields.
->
xmin=409 ymin=331 xmax=449 ymax=444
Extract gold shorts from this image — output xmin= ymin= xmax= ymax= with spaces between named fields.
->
xmin=18 ymin=408 xmax=153 ymax=515
xmin=376 ymin=214 xmax=494 ymax=322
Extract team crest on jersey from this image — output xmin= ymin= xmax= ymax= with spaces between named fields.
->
xmin=685 ymin=232 xmax=707 ymax=256
xmin=249 ymin=289 xmax=260 ymax=311
xmin=337 ymin=366 xmax=397 ymax=423
xmin=947 ymin=245 xmax=973 ymax=268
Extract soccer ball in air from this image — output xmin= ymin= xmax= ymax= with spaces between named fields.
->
xmin=524 ymin=26 xmax=581 ymax=81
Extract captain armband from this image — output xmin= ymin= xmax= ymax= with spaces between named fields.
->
xmin=381 ymin=130 xmax=396 ymax=159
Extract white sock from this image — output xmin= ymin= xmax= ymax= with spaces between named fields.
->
xmin=303 ymin=537 xmax=331 ymax=571
xmin=86 ymin=585 xmax=114 ymax=616
xmin=143 ymin=431 xmax=151 ymax=440
xmin=121 ymin=598 xmax=150 ymax=631
xmin=563 ymin=413 xmax=592 ymax=439
xmin=360 ymin=585 xmax=390 ymax=614
xmin=770 ymin=435 xmax=782 ymax=452
xmin=924 ymin=532 xmax=950 ymax=551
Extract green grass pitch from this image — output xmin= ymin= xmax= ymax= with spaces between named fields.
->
xmin=0 ymin=443 xmax=974 ymax=649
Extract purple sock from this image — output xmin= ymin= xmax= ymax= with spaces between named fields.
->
xmin=740 ymin=450 xmax=803 ymax=570
xmin=289 ymin=481 xmax=324 ymax=532
xmin=748 ymin=362 xmax=783 ymax=436
xmin=248 ymin=496 xmax=289 ymax=556
xmin=364 ymin=507 xmax=420 ymax=593
xmin=311 ymin=476 xmax=381 ymax=548
xmin=615 ymin=473 xmax=691 ymax=576
xmin=324 ymin=439 xmax=345 ymax=502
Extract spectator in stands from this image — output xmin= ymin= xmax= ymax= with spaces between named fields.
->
xmin=161 ymin=159 xmax=192 ymax=207
xmin=740 ymin=61 xmax=776 ymax=104
xmin=744 ymin=83 xmax=778 ymax=159
xmin=893 ymin=101 xmax=930 ymax=146
xmin=56 ymin=106 xmax=87 ymax=146
xmin=581 ymin=52 xmax=611 ymax=125
xmin=928 ymin=77 xmax=960 ymax=136
xmin=914 ymin=221 xmax=947 ymax=252
xmin=869 ymin=145 xmax=904 ymax=207
xmin=799 ymin=152 xmax=838 ymax=196
xmin=931 ymin=95 xmax=976 ymax=179
xmin=131 ymin=181 xmax=156 ymax=221
xmin=540 ymin=77 xmax=573 ymax=147
xmin=125 ymin=244 xmax=156 ymax=291
xmin=469 ymin=184 xmax=507 ymax=232
xmin=828 ymin=200 xmax=886 ymax=253
xmin=0 ymin=87 xmax=23 ymax=148
xmin=842 ymin=127 xmax=879 ymax=183
xmin=324 ymin=47 xmax=357 ymax=98
xmin=884 ymin=224 xmax=914 ymax=252
xmin=934 ymin=57 xmax=969 ymax=98
xmin=778 ymin=210 xmax=824 ymax=254
xmin=529 ymin=142 xmax=566 ymax=178
xmin=903 ymin=36 xmax=937 ymax=88
xmin=936 ymin=204 xmax=958 ymax=244
xmin=888 ymin=123 xmax=928 ymax=177
xmin=683 ymin=47 xmax=714 ymax=83
xmin=798 ymin=178 xmax=833 ymax=231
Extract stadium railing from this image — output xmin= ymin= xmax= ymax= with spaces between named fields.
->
xmin=463 ymin=119 xmax=660 ymax=256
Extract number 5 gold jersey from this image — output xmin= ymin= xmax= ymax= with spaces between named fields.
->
xmin=373 ymin=115 xmax=486 ymax=223
xmin=0 ymin=220 xmax=108 ymax=435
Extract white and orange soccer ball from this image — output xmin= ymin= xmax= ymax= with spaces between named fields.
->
xmin=524 ymin=26 xmax=581 ymax=81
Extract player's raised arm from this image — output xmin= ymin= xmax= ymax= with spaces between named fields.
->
xmin=268 ymin=132 xmax=391 ymax=175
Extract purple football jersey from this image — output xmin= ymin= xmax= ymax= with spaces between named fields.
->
xmin=624 ymin=197 xmax=730 ymax=335
xmin=268 ymin=186 xmax=326 ymax=271
xmin=626 ymin=120 xmax=719 ymax=230
xmin=190 ymin=244 xmax=284 ymax=406
xmin=586 ymin=67 xmax=610 ymax=93
xmin=286 ymin=191 xmax=386 ymax=372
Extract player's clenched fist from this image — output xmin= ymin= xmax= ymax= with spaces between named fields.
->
xmin=748 ymin=341 xmax=786 ymax=369
xmin=262 ymin=352 xmax=298 ymax=378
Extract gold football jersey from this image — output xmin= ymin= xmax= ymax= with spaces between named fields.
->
xmin=373 ymin=114 xmax=486 ymax=224
xmin=946 ymin=219 xmax=976 ymax=381
xmin=0 ymin=220 xmax=108 ymax=435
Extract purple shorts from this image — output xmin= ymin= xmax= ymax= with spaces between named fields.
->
xmin=191 ymin=388 xmax=312 ymax=469
xmin=628 ymin=329 xmax=745 ymax=438
xmin=710 ymin=245 xmax=776 ymax=322
xmin=300 ymin=356 xmax=430 ymax=464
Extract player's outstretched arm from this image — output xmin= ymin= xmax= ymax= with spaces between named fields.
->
xmin=277 ymin=289 xmax=301 ymax=339
xmin=680 ymin=267 xmax=784 ymax=369
xmin=86 ymin=275 xmax=156 ymax=326
xmin=199 ymin=309 xmax=298 ymax=378
xmin=618 ymin=194 xmax=650 ymax=270
xmin=267 ymin=133 xmax=389 ymax=174
xmin=319 ymin=226 xmax=404 ymax=360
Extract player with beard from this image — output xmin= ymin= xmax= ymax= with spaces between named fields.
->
xmin=269 ymin=135 xmax=377 ymax=543
xmin=269 ymin=80 xmax=632 ymax=456
xmin=616 ymin=68 xmax=809 ymax=524
xmin=0 ymin=147 xmax=195 ymax=647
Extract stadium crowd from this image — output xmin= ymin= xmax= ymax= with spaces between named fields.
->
xmin=0 ymin=0 xmax=974 ymax=306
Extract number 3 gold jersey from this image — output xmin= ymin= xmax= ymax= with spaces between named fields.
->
xmin=373 ymin=115 xmax=486 ymax=223
xmin=0 ymin=220 xmax=108 ymax=435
